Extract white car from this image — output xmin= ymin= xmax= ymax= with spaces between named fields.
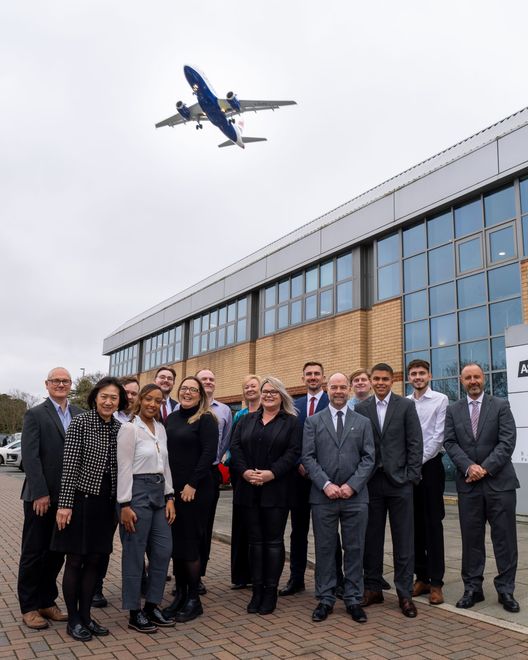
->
xmin=0 ymin=435 xmax=21 ymax=465
xmin=5 ymin=444 xmax=23 ymax=471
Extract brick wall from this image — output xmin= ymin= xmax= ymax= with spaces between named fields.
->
xmin=368 ymin=298 xmax=404 ymax=394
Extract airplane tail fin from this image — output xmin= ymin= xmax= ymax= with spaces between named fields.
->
xmin=218 ymin=137 xmax=267 ymax=148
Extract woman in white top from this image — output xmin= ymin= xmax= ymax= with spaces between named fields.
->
xmin=117 ymin=383 xmax=176 ymax=634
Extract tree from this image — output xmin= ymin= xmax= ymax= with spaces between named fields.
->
xmin=69 ymin=371 xmax=106 ymax=409
xmin=9 ymin=389 xmax=40 ymax=409
xmin=0 ymin=393 xmax=28 ymax=433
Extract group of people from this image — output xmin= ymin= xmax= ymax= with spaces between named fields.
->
xmin=16 ymin=357 xmax=519 ymax=642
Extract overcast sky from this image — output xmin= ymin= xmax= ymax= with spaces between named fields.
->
xmin=2 ymin=0 xmax=528 ymax=400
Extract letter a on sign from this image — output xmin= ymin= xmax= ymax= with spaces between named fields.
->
xmin=518 ymin=360 xmax=528 ymax=377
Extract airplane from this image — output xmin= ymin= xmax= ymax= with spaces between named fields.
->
xmin=155 ymin=65 xmax=296 ymax=149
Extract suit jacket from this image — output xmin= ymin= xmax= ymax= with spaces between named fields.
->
xmin=302 ymin=407 xmax=375 ymax=505
xmin=355 ymin=393 xmax=423 ymax=486
xmin=444 ymin=394 xmax=519 ymax=493
xmin=295 ymin=391 xmax=329 ymax=428
xmin=230 ymin=410 xmax=301 ymax=507
xmin=21 ymin=398 xmax=83 ymax=503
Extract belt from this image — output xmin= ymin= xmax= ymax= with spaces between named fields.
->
xmin=134 ymin=473 xmax=164 ymax=484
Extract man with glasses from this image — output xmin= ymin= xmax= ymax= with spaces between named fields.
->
xmin=154 ymin=367 xmax=177 ymax=425
xmin=18 ymin=368 xmax=83 ymax=630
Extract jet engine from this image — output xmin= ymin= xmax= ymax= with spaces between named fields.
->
xmin=176 ymin=101 xmax=191 ymax=121
xmin=226 ymin=91 xmax=241 ymax=112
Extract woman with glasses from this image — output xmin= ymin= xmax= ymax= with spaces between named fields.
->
xmin=53 ymin=377 xmax=127 ymax=642
xmin=162 ymin=377 xmax=217 ymax=623
xmin=230 ymin=376 xmax=301 ymax=615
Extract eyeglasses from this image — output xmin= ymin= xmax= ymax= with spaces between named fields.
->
xmin=47 ymin=379 xmax=72 ymax=386
xmin=180 ymin=386 xmax=199 ymax=394
xmin=261 ymin=389 xmax=280 ymax=397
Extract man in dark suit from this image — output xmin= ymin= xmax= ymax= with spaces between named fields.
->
xmin=155 ymin=366 xmax=178 ymax=424
xmin=444 ymin=362 xmax=520 ymax=613
xmin=355 ymin=363 xmax=423 ymax=617
xmin=279 ymin=361 xmax=329 ymax=596
xmin=17 ymin=367 xmax=83 ymax=630
xmin=302 ymin=373 xmax=375 ymax=623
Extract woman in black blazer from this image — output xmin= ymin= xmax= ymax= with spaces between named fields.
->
xmin=230 ymin=376 xmax=301 ymax=615
xmin=53 ymin=377 xmax=127 ymax=642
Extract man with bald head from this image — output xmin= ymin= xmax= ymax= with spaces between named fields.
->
xmin=17 ymin=368 xmax=83 ymax=630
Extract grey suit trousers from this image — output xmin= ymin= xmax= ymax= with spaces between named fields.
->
xmin=312 ymin=499 xmax=368 ymax=606
xmin=120 ymin=475 xmax=172 ymax=610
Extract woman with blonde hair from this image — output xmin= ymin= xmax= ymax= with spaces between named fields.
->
xmin=230 ymin=376 xmax=301 ymax=615
xmin=163 ymin=377 xmax=217 ymax=623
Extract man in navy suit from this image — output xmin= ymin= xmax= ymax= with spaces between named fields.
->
xmin=155 ymin=366 xmax=178 ymax=424
xmin=279 ymin=361 xmax=330 ymax=596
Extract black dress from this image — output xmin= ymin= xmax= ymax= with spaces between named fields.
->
xmin=166 ymin=405 xmax=217 ymax=561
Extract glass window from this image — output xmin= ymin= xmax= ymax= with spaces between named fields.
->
xmin=460 ymin=340 xmax=489 ymax=371
xmin=278 ymin=280 xmax=289 ymax=303
xmin=432 ymin=378 xmax=459 ymax=402
xmin=226 ymin=324 xmax=235 ymax=345
xmin=488 ymin=263 xmax=520 ymax=301
xmin=378 ymin=263 xmax=400 ymax=300
xmin=490 ymin=298 xmax=522 ymax=335
xmin=484 ymin=185 xmax=515 ymax=227
xmin=428 ymin=211 xmax=453 ymax=247
xmin=454 ymin=199 xmax=482 ymax=237
xmin=238 ymin=298 xmax=247 ymax=317
xmin=218 ymin=306 xmax=227 ymax=325
xmin=404 ymin=291 xmax=428 ymax=321
xmin=492 ymin=372 xmax=508 ymax=398
xmin=320 ymin=290 xmax=333 ymax=316
xmin=522 ymin=216 xmax=528 ymax=257
xmin=429 ymin=244 xmax=454 ymax=285
xmin=265 ymin=285 xmax=276 ymax=308
xmin=337 ymin=253 xmax=352 ymax=281
xmin=291 ymin=273 xmax=303 ymax=297
xmin=193 ymin=318 xmax=201 ymax=333
xmin=431 ymin=345 xmax=458 ymax=378
xmin=431 ymin=314 xmax=457 ymax=347
xmin=459 ymin=306 xmax=488 ymax=341
xmin=337 ymin=281 xmax=353 ymax=312
xmin=306 ymin=267 xmax=318 ymax=292
xmin=200 ymin=334 xmax=208 ymax=352
xmin=264 ymin=309 xmax=275 ymax=334
xmin=192 ymin=335 xmax=199 ymax=355
xmin=320 ymin=261 xmax=334 ymax=287
xmin=458 ymin=236 xmax=482 ymax=273
xmin=305 ymin=294 xmax=317 ymax=320
xmin=202 ymin=314 xmax=209 ymax=332
xmin=521 ymin=178 xmax=528 ymax=213
xmin=209 ymin=331 xmax=217 ymax=350
xmin=209 ymin=310 xmax=218 ymax=328
xmin=405 ymin=350 xmax=430 ymax=366
xmin=377 ymin=233 xmax=399 ymax=266
xmin=405 ymin=320 xmax=429 ymax=351
xmin=291 ymin=300 xmax=302 ymax=324
xmin=227 ymin=302 xmax=237 ymax=322
xmin=403 ymin=223 xmax=426 ymax=257
xmin=429 ymin=282 xmax=455 ymax=316
xmin=403 ymin=253 xmax=427 ymax=292
xmin=491 ymin=336 xmax=506 ymax=370
xmin=237 ymin=319 xmax=246 ymax=341
xmin=278 ymin=305 xmax=289 ymax=329
xmin=218 ymin=327 xmax=226 ymax=347
xmin=457 ymin=272 xmax=486 ymax=308
xmin=489 ymin=225 xmax=516 ymax=263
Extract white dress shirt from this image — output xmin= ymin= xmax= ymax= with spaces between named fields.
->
xmin=407 ymin=387 xmax=448 ymax=464
xmin=116 ymin=416 xmax=174 ymax=503
xmin=306 ymin=390 xmax=325 ymax=417
xmin=327 ymin=404 xmax=347 ymax=432
xmin=466 ymin=391 xmax=485 ymax=414
xmin=375 ymin=391 xmax=391 ymax=430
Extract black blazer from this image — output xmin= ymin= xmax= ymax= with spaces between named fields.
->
xmin=355 ymin=393 xmax=423 ymax=486
xmin=230 ymin=410 xmax=301 ymax=507
xmin=21 ymin=398 xmax=83 ymax=503
xmin=444 ymin=394 xmax=519 ymax=493
xmin=295 ymin=391 xmax=329 ymax=428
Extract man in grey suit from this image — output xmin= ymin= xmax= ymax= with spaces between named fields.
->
xmin=444 ymin=362 xmax=520 ymax=613
xmin=302 ymin=373 xmax=375 ymax=623
xmin=355 ymin=363 xmax=423 ymax=618
xmin=17 ymin=367 xmax=83 ymax=630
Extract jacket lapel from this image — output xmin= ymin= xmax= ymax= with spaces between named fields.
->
xmin=340 ymin=408 xmax=355 ymax=446
xmin=381 ymin=394 xmax=398 ymax=436
xmin=475 ymin=395 xmax=490 ymax=440
xmin=321 ymin=408 xmax=340 ymax=447
xmin=44 ymin=398 xmax=66 ymax=439
xmin=367 ymin=396 xmax=382 ymax=437
xmin=460 ymin=399 xmax=475 ymax=441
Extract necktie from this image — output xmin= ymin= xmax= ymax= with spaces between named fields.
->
xmin=162 ymin=401 xmax=168 ymax=423
xmin=336 ymin=410 xmax=344 ymax=441
xmin=376 ymin=400 xmax=385 ymax=430
xmin=470 ymin=400 xmax=480 ymax=438
xmin=308 ymin=396 xmax=316 ymax=416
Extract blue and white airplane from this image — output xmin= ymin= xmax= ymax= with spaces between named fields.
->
xmin=155 ymin=65 xmax=296 ymax=149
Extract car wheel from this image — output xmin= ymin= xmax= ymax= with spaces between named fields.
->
xmin=0 ymin=456 xmax=4 ymax=465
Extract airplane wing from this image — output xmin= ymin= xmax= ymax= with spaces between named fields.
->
xmin=155 ymin=103 xmax=208 ymax=128
xmin=217 ymin=99 xmax=296 ymax=117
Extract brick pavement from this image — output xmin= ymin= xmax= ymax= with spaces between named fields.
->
xmin=1 ymin=470 xmax=528 ymax=659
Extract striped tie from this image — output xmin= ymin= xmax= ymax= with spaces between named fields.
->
xmin=470 ymin=400 xmax=480 ymax=438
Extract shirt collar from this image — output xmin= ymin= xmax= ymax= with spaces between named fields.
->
xmin=308 ymin=390 xmax=324 ymax=402
xmin=467 ymin=392 xmax=485 ymax=405
xmin=328 ymin=403 xmax=347 ymax=418
xmin=409 ymin=386 xmax=432 ymax=401
xmin=375 ymin=391 xmax=392 ymax=406
xmin=50 ymin=397 xmax=70 ymax=414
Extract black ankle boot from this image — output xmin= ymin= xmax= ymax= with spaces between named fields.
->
xmin=162 ymin=587 xmax=187 ymax=618
xmin=247 ymin=585 xmax=264 ymax=614
xmin=173 ymin=597 xmax=203 ymax=622
xmin=258 ymin=587 xmax=278 ymax=615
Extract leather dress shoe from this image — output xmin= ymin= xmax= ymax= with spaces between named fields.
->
xmin=145 ymin=606 xmax=175 ymax=627
xmin=399 ymin=597 xmax=417 ymax=618
xmin=39 ymin=604 xmax=68 ymax=621
xmin=361 ymin=590 xmax=384 ymax=607
xmin=87 ymin=619 xmax=109 ymax=636
xmin=128 ymin=609 xmax=157 ymax=633
xmin=456 ymin=590 xmax=484 ymax=609
xmin=22 ymin=611 xmax=49 ymax=630
xmin=231 ymin=583 xmax=249 ymax=590
xmin=91 ymin=592 xmax=108 ymax=608
xmin=279 ymin=579 xmax=305 ymax=597
xmin=429 ymin=586 xmax=444 ymax=605
xmin=412 ymin=580 xmax=430 ymax=597
xmin=498 ymin=593 xmax=520 ymax=613
xmin=67 ymin=622 xmax=92 ymax=642
xmin=381 ymin=577 xmax=391 ymax=590
xmin=174 ymin=597 xmax=203 ymax=622
xmin=198 ymin=580 xmax=207 ymax=595
xmin=163 ymin=588 xmax=187 ymax=618
xmin=312 ymin=602 xmax=333 ymax=622
xmin=346 ymin=604 xmax=367 ymax=623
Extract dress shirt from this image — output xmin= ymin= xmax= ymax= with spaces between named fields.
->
xmin=327 ymin=404 xmax=348 ymax=432
xmin=407 ymin=387 xmax=448 ymax=464
xmin=50 ymin=398 xmax=72 ymax=432
xmin=116 ymin=416 xmax=174 ymax=504
xmin=114 ymin=410 xmax=132 ymax=424
xmin=306 ymin=390 xmax=325 ymax=417
xmin=211 ymin=399 xmax=233 ymax=464
xmin=375 ymin=391 xmax=392 ymax=430
xmin=466 ymin=392 xmax=485 ymax=414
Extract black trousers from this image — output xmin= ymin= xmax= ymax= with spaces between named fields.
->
xmin=230 ymin=471 xmax=251 ymax=585
xmin=17 ymin=501 xmax=64 ymax=614
xmin=413 ymin=454 xmax=445 ymax=586
xmin=364 ymin=470 xmax=414 ymax=598
xmin=200 ymin=465 xmax=222 ymax=577
xmin=245 ymin=505 xmax=289 ymax=587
